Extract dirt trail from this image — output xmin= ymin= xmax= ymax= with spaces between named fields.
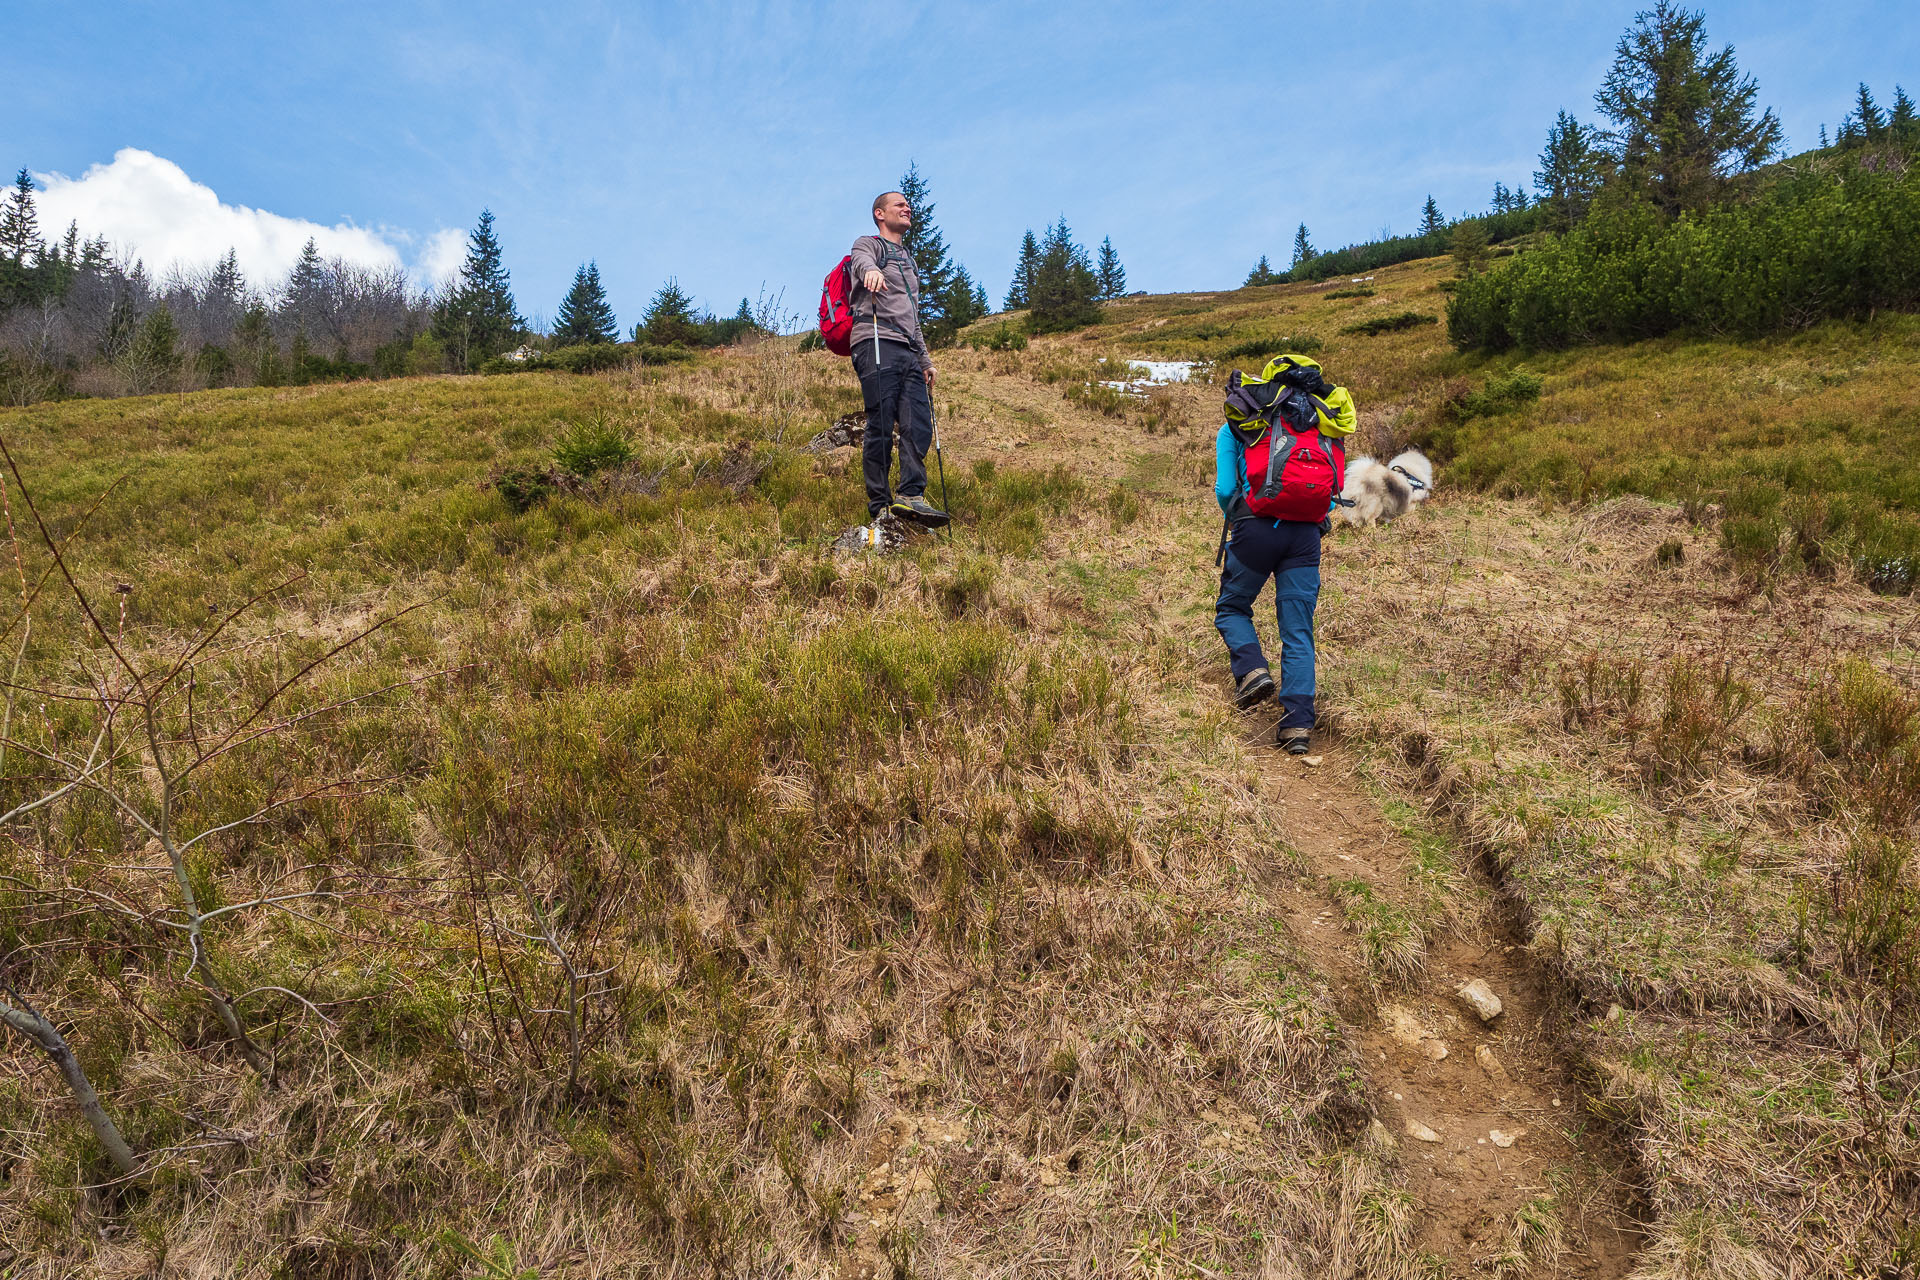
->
xmin=1250 ymin=731 xmax=1645 ymax=1275
xmin=936 ymin=355 xmax=1647 ymax=1273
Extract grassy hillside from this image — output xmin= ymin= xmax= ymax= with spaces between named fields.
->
xmin=0 ymin=259 xmax=1914 ymax=1278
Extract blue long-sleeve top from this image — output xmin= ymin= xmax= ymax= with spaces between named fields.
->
xmin=1214 ymin=423 xmax=1251 ymax=518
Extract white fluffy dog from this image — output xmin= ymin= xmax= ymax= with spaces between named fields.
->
xmin=1336 ymin=449 xmax=1434 ymax=527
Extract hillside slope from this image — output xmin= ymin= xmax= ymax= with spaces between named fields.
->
xmin=0 ymin=260 xmax=1913 ymax=1278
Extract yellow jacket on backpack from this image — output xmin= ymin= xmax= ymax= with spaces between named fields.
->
xmin=1223 ymin=354 xmax=1357 ymax=439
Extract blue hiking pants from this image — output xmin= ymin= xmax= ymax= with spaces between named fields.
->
xmin=1215 ymin=517 xmax=1322 ymax=731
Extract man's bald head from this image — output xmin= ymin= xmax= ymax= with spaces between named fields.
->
xmin=873 ymin=191 xmax=904 ymax=227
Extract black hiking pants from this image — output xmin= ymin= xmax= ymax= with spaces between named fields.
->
xmin=852 ymin=339 xmax=933 ymax=518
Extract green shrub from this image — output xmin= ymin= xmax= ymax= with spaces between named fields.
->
xmin=632 ymin=344 xmax=697 ymax=366
xmin=548 ymin=344 xmax=630 ymax=374
xmin=1324 ymin=287 xmax=1376 ymax=300
xmin=1447 ymin=166 xmax=1920 ymax=352
xmin=552 ymin=417 xmax=634 ymax=477
xmin=492 ymin=466 xmax=559 ymax=513
xmin=1340 ymin=312 xmax=1438 ymax=338
xmin=1216 ymin=334 xmax=1323 ymax=362
xmin=1445 ymin=369 xmax=1544 ymax=421
xmin=964 ymin=320 xmax=1029 ymax=351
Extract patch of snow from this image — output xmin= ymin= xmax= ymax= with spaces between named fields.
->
xmin=1097 ymin=358 xmax=1203 ymax=396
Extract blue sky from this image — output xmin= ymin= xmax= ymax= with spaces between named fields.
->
xmin=7 ymin=1 xmax=1915 ymax=329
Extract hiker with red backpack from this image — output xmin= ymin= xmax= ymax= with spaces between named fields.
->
xmin=816 ymin=191 xmax=950 ymax=528
xmin=1212 ymin=354 xmax=1356 ymax=755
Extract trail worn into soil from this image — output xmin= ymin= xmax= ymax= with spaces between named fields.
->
xmin=1251 ymin=731 xmax=1645 ymax=1275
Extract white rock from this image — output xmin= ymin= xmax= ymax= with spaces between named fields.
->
xmin=1419 ymin=1038 xmax=1449 ymax=1062
xmin=1456 ymin=978 xmax=1504 ymax=1022
xmin=1405 ymin=1120 xmax=1441 ymax=1143
xmin=1475 ymin=1044 xmax=1510 ymax=1081
xmin=1489 ymin=1127 xmax=1525 ymax=1148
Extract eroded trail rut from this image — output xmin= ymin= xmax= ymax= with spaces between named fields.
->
xmin=1250 ymin=733 xmax=1645 ymax=1275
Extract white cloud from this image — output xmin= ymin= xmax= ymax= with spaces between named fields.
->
xmin=31 ymin=149 xmax=455 ymax=293
xmin=415 ymin=227 xmax=469 ymax=290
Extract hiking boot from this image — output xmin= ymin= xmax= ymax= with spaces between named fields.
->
xmin=1277 ymin=726 xmax=1311 ymax=755
xmin=1234 ymin=668 xmax=1275 ymax=711
xmin=890 ymin=495 xmax=951 ymax=528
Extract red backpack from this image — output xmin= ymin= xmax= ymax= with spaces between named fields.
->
xmin=1244 ymin=420 xmax=1345 ymax=522
xmin=817 ymin=255 xmax=855 ymax=356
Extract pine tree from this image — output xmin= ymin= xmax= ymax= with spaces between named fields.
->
xmin=971 ymin=280 xmax=989 ymax=318
xmin=1244 ymin=255 xmax=1278 ymax=288
xmin=1419 ymin=196 xmax=1445 ymax=236
xmin=1491 ymin=181 xmax=1512 ymax=213
xmin=431 ymin=209 xmax=524 ymax=369
xmin=1535 ymin=110 xmax=1610 ymax=230
xmin=0 ymin=169 xmax=41 ymax=265
xmin=1094 ymin=236 xmax=1126 ymax=300
xmin=1819 ymin=123 xmax=1831 ymax=149
xmin=1848 ymin=83 xmax=1885 ymax=144
xmin=637 ymin=278 xmax=699 ymax=346
xmin=1594 ymin=1 xmax=1781 ymax=214
xmin=1512 ymin=186 xmax=1529 ymax=209
xmin=897 ymin=161 xmax=961 ymax=344
xmin=1290 ymin=223 xmax=1314 ymax=269
xmin=1005 ymin=230 xmax=1039 ymax=310
xmin=1027 ymin=218 xmax=1101 ymax=334
xmin=554 ymin=261 xmax=618 ymax=345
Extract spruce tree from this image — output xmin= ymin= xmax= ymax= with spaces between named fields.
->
xmin=0 ymin=169 xmax=41 ymax=264
xmin=1535 ymin=110 xmax=1609 ymax=230
xmin=971 ymin=280 xmax=989 ymax=318
xmin=1890 ymin=86 xmax=1918 ymax=143
xmin=1005 ymin=230 xmax=1039 ymax=310
xmin=431 ymin=209 xmax=524 ymax=370
xmin=554 ymin=261 xmax=618 ymax=345
xmin=1491 ymin=182 xmax=1512 ymax=213
xmin=1419 ymin=196 xmax=1445 ymax=237
xmin=940 ymin=265 xmax=988 ymax=334
xmin=1594 ymin=2 xmax=1781 ymax=214
xmin=1244 ymin=255 xmax=1277 ymax=287
xmin=1290 ymin=223 xmax=1314 ymax=269
xmin=897 ymin=161 xmax=960 ymax=344
xmin=637 ymin=278 xmax=699 ymax=346
xmin=1094 ymin=236 xmax=1126 ymax=300
xmin=1027 ymin=218 xmax=1101 ymax=334
xmin=209 ymin=248 xmax=245 ymax=306
xmin=1450 ymin=220 xmax=1491 ymax=277
xmin=124 ymin=303 xmax=182 ymax=394
xmin=1850 ymin=83 xmax=1885 ymax=142
xmin=283 ymin=238 xmax=326 ymax=324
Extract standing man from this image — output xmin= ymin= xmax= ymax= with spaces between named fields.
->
xmin=850 ymin=191 xmax=950 ymax=527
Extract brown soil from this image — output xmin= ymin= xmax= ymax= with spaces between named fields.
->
xmin=1259 ymin=734 xmax=1647 ymax=1273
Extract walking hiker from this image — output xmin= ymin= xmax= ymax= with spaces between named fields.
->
xmin=1211 ymin=354 xmax=1356 ymax=755
xmin=847 ymin=191 xmax=949 ymax=527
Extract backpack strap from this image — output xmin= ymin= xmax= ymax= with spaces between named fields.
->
xmin=1259 ymin=428 xmax=1297 ymax=499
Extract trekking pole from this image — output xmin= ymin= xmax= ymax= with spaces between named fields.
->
xmin=1215 ymin=516 xmax=1228 ymax=567
xmin=931 ymin=397 xmax=953 ymax=544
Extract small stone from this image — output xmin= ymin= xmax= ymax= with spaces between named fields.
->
xmin=1419 ymin=1038 xmax=1449 ymax=1061
xmin=1366 ymin=1117 xmax=1397 ymax=1149
xmin=1301 ymin=754 xmax=1324 ymax=767
xmin=1475 ymin=1044 xmax=1511 ymax=1081
xmin=1552 ymin=1099 xmax=1561 ymax=1108
xmin=1405 ymin=1120 xmax=1441 ymax=1143
xmin=1489 ymin=1127 xmax=1525 ymax=1148
xmin=1456 ymin=979 xmax=1504 ymax=1022
xmin=1606 ymin=1003 xmax=1624 ymax=1022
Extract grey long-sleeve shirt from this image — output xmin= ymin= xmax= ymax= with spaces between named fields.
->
xmin=848 ymin=234 xmax=931 ymax=369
